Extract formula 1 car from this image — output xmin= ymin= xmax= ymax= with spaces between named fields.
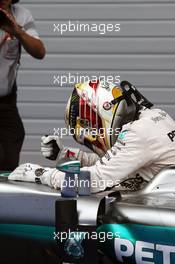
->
xmin=0 ymin=162 xmax=175 ymax=264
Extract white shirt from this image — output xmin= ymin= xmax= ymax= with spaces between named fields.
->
xmin=0 ymin=4 xmax=39 ymax=97
xmin=52 ymin=108 xmax=175 ymax=193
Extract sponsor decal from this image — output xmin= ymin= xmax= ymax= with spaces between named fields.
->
xmin=103 ymin=101 xmax=112 ymax=110
xmin=101 ymin=81 xmax=110 ymax=91
xmin=35 ymin=168 xmax=47 ymax=184
xmin=65 ymin=149 xmax=76 ymax=158
xmin=167 ymin=130 xmax=175 ymax=142
xmin=64 ymin=232 xmax=84 ymax=259
xmin=118 ymin=130 xmax=128 ymax=141
xmin=114 ymin=238 xmax=175 ymax=264
xmin=98 ymin=224 xmax=175 ymax=264
xmin=151 ymin=111 xmax=167 ymax=124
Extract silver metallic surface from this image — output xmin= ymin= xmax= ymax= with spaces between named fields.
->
xmin=108 ymin=166 xmax=175 ymax=227
xmin=1 ymin=166 xmax=175 ymax=228
xmin=141 ymin=165 xmax=175 ymax=194
xmin=0 ymin=178 xmax=102 ymax=226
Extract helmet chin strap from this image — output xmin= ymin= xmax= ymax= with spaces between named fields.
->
xmin=120 ymin=80 xmax=154 ymax=109
xmin=111 ymin=80 xmax=154 ymax=110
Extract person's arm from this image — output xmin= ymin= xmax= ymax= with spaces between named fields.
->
xmin=80 ymin=128 xmax=153 ymax=193
xmin=14 ymin=27 xmax=45 ymax=59
xmin=45 ymin=128 xmax=152 ymax=192
xmin=41 ymin=135 xmax=99 ymax=167
xmin=75 ymin=150 xmax=100 ymax=167
xmin=8 ymin=129 xmax=152 ymax=193
xmin=0 ymin=8 xmax=45 ymax=59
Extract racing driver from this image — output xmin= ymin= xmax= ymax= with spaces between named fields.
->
xmin=9 ymin=80 xmax=175 ymax=193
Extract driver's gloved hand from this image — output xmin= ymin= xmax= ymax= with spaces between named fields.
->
xmin=41 ymin=135 xmax=67 ymax=161
xmin=8 ymin=163 xmax=56 ymax=186
xmin=8 ymin=163 xmax=65 ymax=189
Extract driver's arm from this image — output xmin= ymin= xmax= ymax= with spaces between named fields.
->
xmin=41 ymin=135 xmax=99 ymax=167
xmin=9 ymin=127 xmax=152 ymax=193
xmin=80 ymin=128 xmax=153 ymax=193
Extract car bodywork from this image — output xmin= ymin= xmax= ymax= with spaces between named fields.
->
xmin=0 ymin=166 xmax=175 ymax=264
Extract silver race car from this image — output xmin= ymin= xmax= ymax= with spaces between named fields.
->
xmin=0 ymin=158 xmax=175 ymax=264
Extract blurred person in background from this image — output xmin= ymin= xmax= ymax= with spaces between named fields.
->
xmin=0 ymin=1 xmax=46 ymax=264
xmin=0 ymin=0 xmax=45 ymax=171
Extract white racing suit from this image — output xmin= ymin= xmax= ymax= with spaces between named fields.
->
xmin=9 ymin=108 xmax=175 ymax=193
xmin=50 ymin=108 xmax=175 ymax=193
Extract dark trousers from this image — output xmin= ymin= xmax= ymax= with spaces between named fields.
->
xmin=0 ymin=83 xmax=25 ymax=171
xmin=0 ymin=86 xmax=57 ymax=263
